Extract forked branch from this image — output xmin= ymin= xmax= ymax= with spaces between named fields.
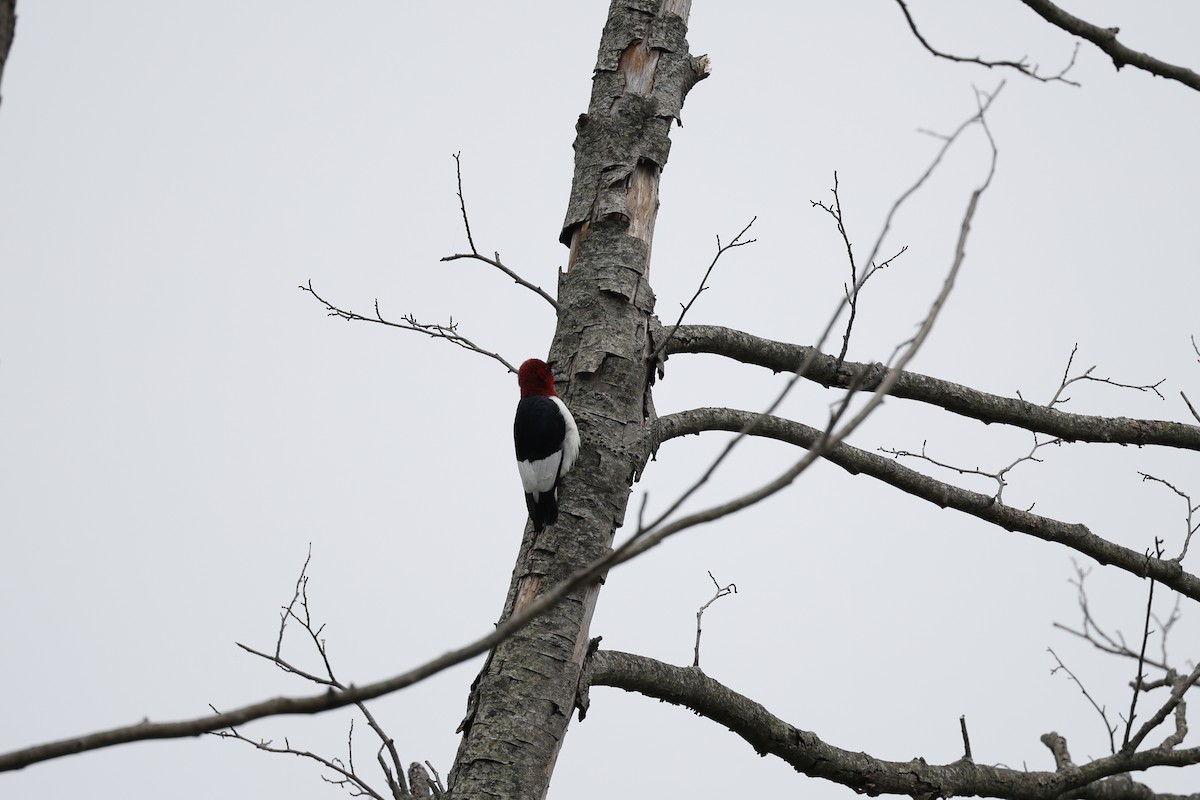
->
xmin=440 ymin=152 xmax=559 ymax=310
xmin=651 ymin=217 xmax=757 ymax=363
xmin=1018 ymin=0 xmax=1200 ymax=92
xmin=894 ymin=0 xmax=1080 ymax=85
xmin=215 ymin=550 xmax=437 ymax=799
xmin=693 ymin=571 xmax=737 ymax=669
xmin=810 ymin=172 xmax=907 ymax=366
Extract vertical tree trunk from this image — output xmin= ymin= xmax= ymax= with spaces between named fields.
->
xmin=0 ymin=0 xmax=16 ymax=109
xmin=446 ymin=1 xmax=706 ymax=797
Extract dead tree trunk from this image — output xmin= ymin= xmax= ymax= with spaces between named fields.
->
xmin=445 ymin=1 xmax=707 ymax=797
xmin=0 ymin=0 xmax=16 ymax=108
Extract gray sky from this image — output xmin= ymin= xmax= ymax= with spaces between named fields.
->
xmin=2 ymin=2 xmax=1198 ymax=798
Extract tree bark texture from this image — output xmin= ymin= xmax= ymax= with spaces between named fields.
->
xmin=445 ymin=2 xmax=706 ymax=798
xmin=0 ymin=0 xmax=15 ymax=109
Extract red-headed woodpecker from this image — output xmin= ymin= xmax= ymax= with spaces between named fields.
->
xmin=514 ymin=358 xmax=579 ymax=532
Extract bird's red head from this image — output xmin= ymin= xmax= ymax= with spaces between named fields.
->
xmin=517 ymin=358 xmax=558 ymax=398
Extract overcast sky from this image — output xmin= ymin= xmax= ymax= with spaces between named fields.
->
xmin=2 ymin=2 xmax=1198 ymax=799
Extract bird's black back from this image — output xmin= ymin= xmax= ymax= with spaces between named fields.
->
xmin=514 ymin=395 xmax=567 ymax=462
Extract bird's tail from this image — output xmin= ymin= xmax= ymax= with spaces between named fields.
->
xmin=526 ymin=491 xmax=559 ymax=532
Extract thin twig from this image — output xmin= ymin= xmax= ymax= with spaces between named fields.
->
xmin=886 ymin=341 xmax=1161 ymax=503
xmin=208 ymin=714 xmax=386 ymax=800
xmin=1052 ymin=563 xmax=1171 ymax=672
xmin=1182 ymin=392 xmax=1200 ymax=425
xmin=652 ymin=217 xmax=757 ymax=363
xmin=1139 ymin=472 xmax=1200 ymax=563
xmin=442 ymin=153 xmax=559 ymax=310
xmin=1121 ymin=543 xmax=1161 ymax=750
xmin=1048 ymin=344 xmax=1165 ymax=406
xmin=440 ymin=251 xmax=560 ymax=311
xmin=894 ymin=0 xmax=1080 ymax=85
xmin=693 ymin=571 xmax=737 ymax=669
xmin=452 ymin=152 xmax=477 ymax=255
xmin=300 ymin=280 xmax=516 ymax=373
xmin=1048 ymin=647 xmax=1118 ymax=754
xmin=810 ymin=172 xmax=907 ymax=366
xmin=231 ymin=554 xmax=413 ymax=798
xmin=881 ymin=430 xmax=1060 ymax=505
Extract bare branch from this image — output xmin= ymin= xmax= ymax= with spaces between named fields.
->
xmin=1019 ymin=0 xmax=1200 ymax=92
xmin=588 ymin=649 xmax=1200 ymax=798
xmin=895 ymin=0 xmax=1080 ymax=85
xmin=881 ymin=344 xmax=1162 ymax=505
xmin=1121 ymin=544 xmax=1162 ymax=751
xmin=228 ymin=553 xmax=417 ymax=798
xmin=1125 ymin=662 xmax=1200 ymax=753
xmin=661 ymin=325 xmax=1200 ymax=451
xmin=1041 ymin=732 xmax=1075 ymax=771
xmin=693 ymin=571 xmax=737 ymax=669
xmin=810 ymin=172 xmax=907 ymax=366
xmin=1053 ymin=562 xmax=1172 ymax=672
xmin=1049 ymin=343 xmax=1166 ymax=406
xmin=451 ymin=152 xmax=477 ymax=255
xmin=1183 ymin=392 xmax=1200 ymax=425
xmin=208 ymin=715 xmax=386 ymax=800
xmin=300 ymin=280 xmax=516 ymax=373
xmin=441 ymin=153 xmax=559 ymax=310
xmin=439 ymin=251 xmax=559 ymax=312
xmin=655 ymin=408 xmax=1200 ymax=602
xmin=1048 ymin=647 xmax=1118 ymax=754
xmin=1139 ymin=473 xmax=1200 ymax=563
xmin=651 ymin=217 xmax=757 ymax=363
xmin=881 ymin=431 xmax=1059 ymax=505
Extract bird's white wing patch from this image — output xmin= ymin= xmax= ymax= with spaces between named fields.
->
xmin=550 ymin=396 xmax=580 ymax=476
xmin=518 ymin=451 xmax=563 ymax=496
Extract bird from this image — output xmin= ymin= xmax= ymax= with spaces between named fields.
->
xmin=513 ymin=358 xmax=579 ymax=532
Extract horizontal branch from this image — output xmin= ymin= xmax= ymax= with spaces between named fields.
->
xmin=300 ymin=280 xmax=516 ymax=373
xmin=1018 ymin=0 xmax=1200 ymax=92
xmin=656 ymin=408 xmax=1200 ymax=602
xmin=588 ymin=648 xmax=1200 ymax=799
xmin=661 ymin=324 xmax=1200 ymax=451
